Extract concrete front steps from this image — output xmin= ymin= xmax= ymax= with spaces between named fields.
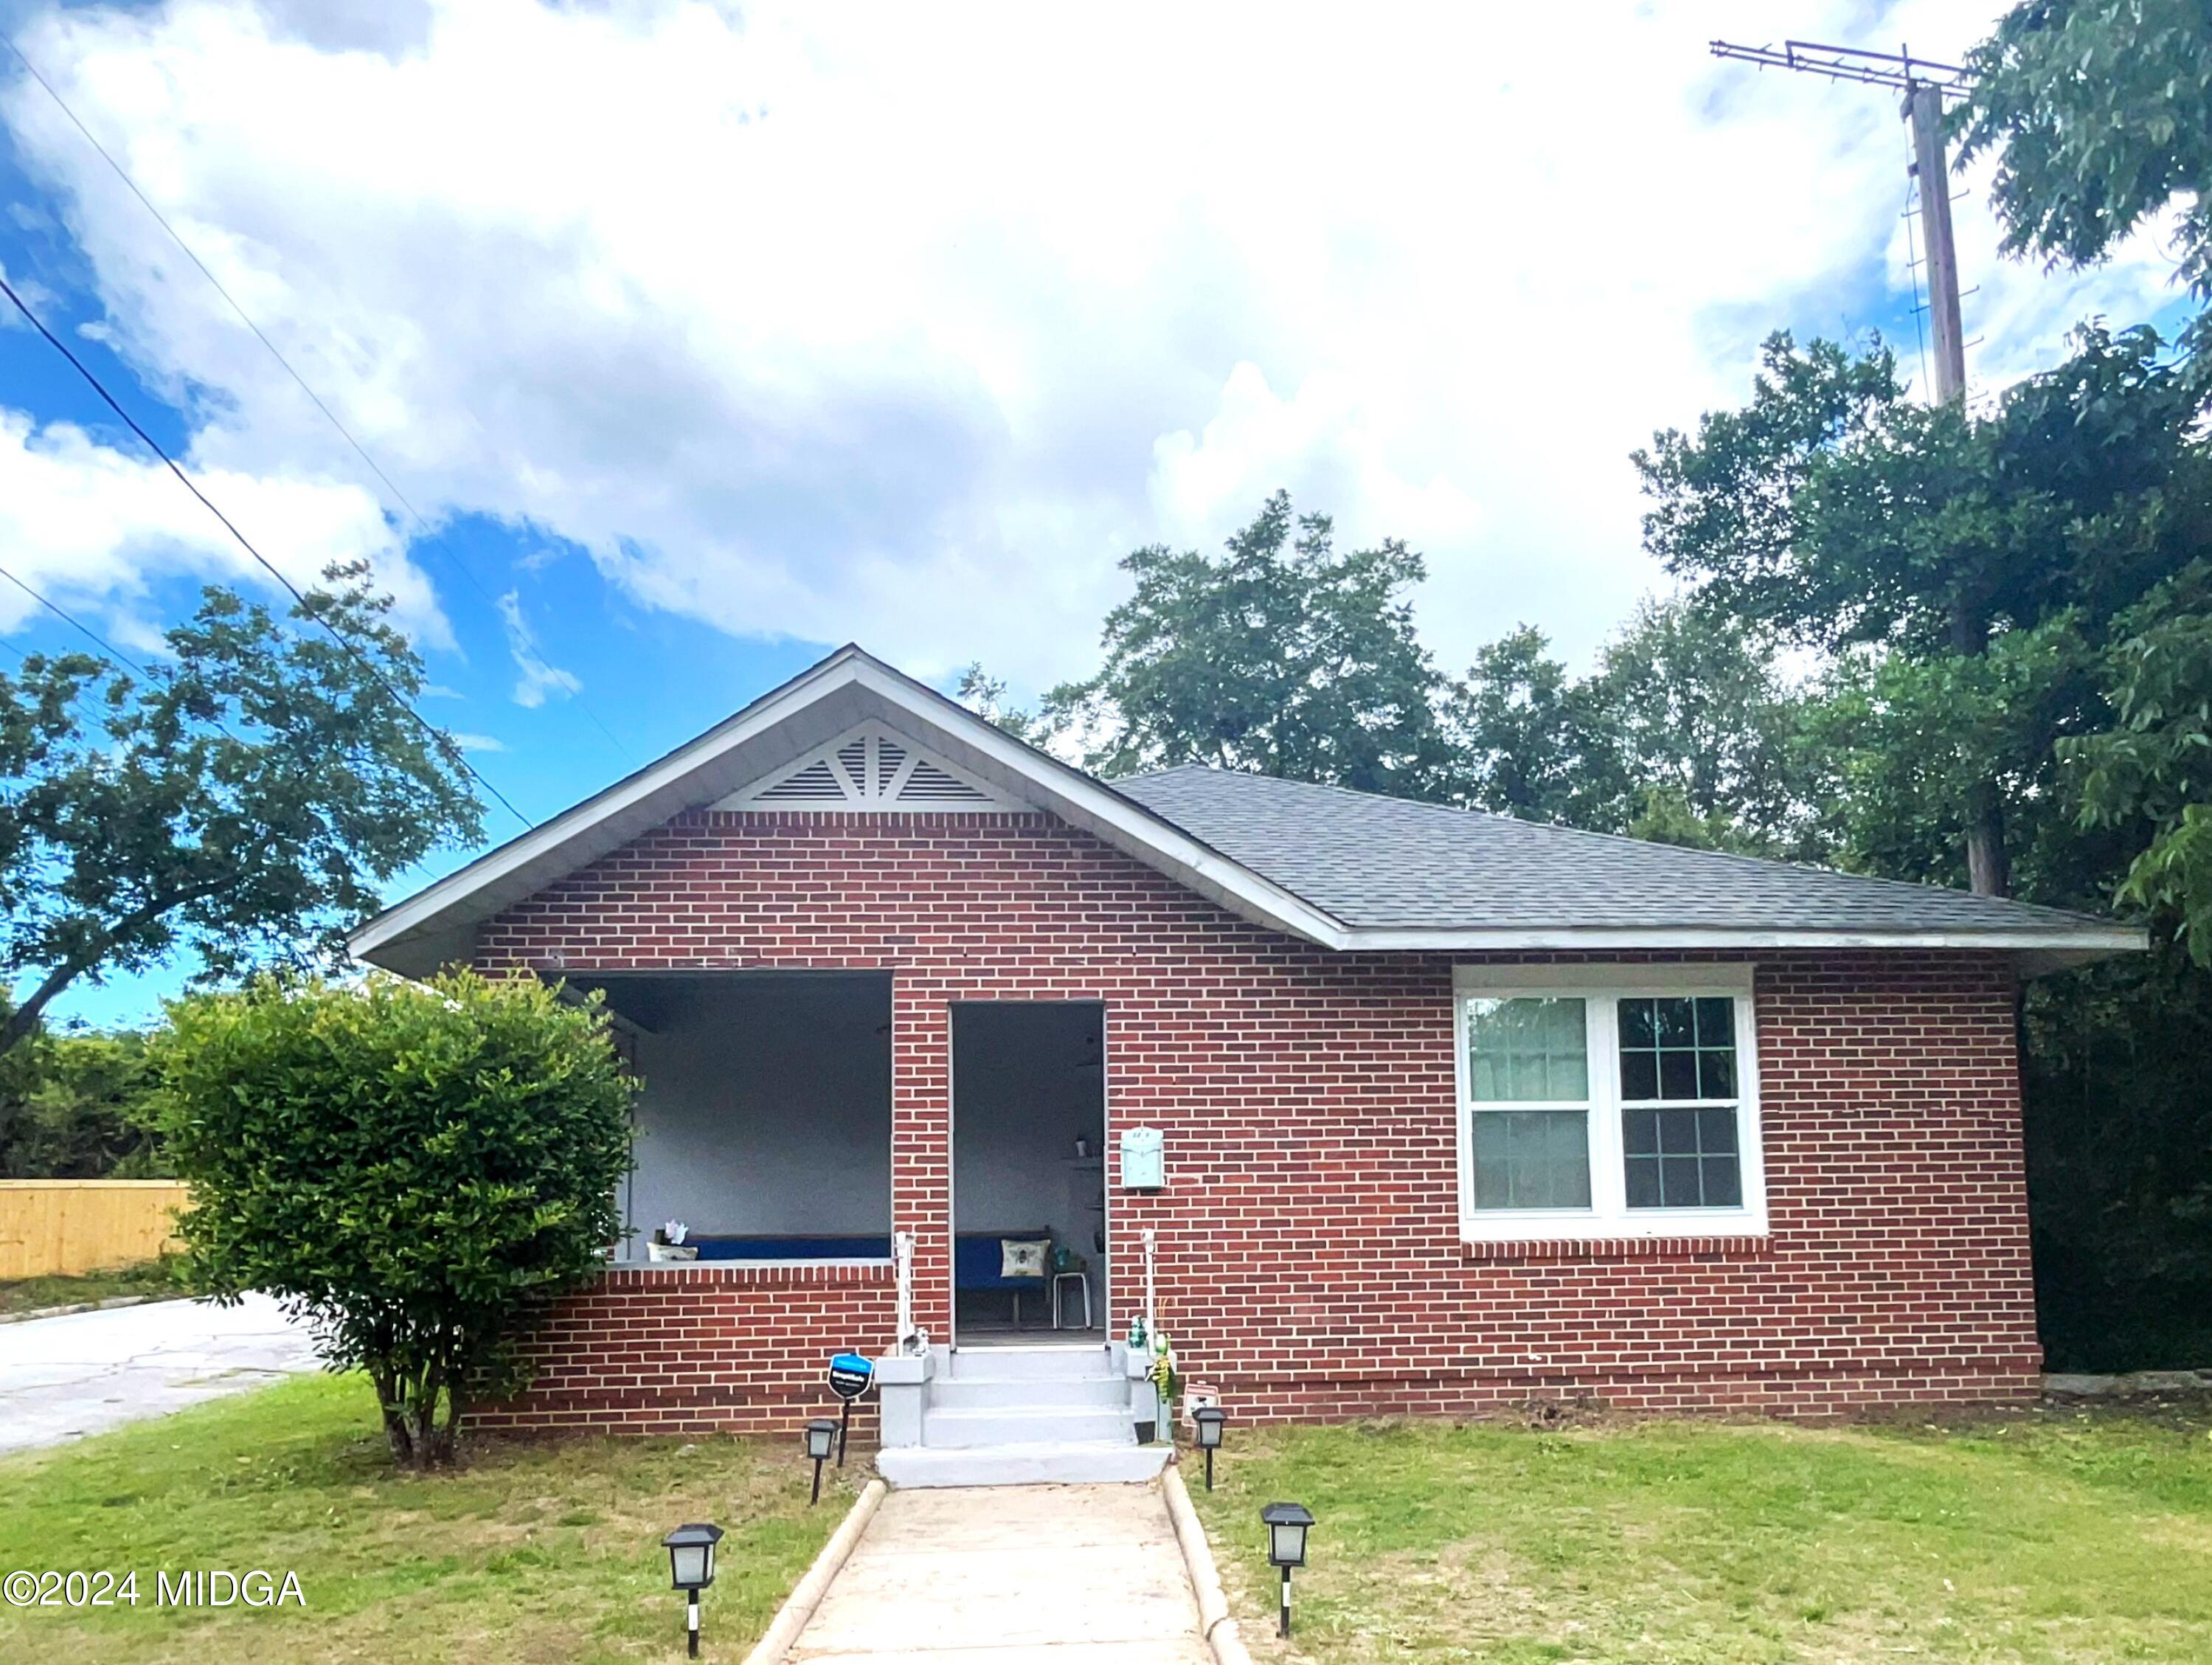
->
xmin=875 ymin=1342 xmax=1171 ymax=1489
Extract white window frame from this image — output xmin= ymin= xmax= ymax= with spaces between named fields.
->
xmin=1453 ymin=963 xmax=1767 ymax=1242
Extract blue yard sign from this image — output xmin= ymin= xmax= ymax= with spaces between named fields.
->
xmin=826 ymin=1351 xmax=874 ymax=1470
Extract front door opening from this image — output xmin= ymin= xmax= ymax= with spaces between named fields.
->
xmin=951 ymin=1003 xmax=1107 ymax=1346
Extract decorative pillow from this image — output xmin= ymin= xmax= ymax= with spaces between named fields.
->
xmin=1000 ymin=1238 xmax=1050 ymax=1279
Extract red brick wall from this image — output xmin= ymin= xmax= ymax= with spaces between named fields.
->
xmin=475 ymin=809 xmax=2041 ymax=1428
xmin=473 ymin=1261 xmax=894 ymax=1437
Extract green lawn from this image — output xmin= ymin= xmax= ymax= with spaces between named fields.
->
xmin=1188 ymin=1405 xmax=2212 ymax=1664
xmin=0 ymin=1256 xmax=188 ymax=1318
xmin=0 ymin=1373 xmax=859 ymax=1663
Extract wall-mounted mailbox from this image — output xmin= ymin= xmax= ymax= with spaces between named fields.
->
xmin=1120 ymin=1126 xmax=1165 ymax=1191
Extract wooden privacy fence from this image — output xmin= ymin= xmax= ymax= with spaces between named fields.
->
xmin=0 ymin=1180 xmax=189 ymax=1279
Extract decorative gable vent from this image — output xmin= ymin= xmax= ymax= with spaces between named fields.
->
xmin=715 ymin=723 xmax=1022 ymax=811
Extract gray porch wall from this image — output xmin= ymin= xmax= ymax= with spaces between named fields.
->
xmin=619 ymin=974 xmax=892 ymax=1255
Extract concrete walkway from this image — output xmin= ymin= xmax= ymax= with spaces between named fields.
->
xmin=787 ymin=1483 xmax=1213 ymax=1665
xmin=0 ymin=1292 xmax=320 ymax=1455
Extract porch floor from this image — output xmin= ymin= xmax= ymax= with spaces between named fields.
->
xmin=952 ymin=1326 xmax=1110 ymax=1350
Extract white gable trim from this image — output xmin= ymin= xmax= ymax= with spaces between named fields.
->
xmin=714 ymin=721 xmax=1023 ymax=810
xmin=347 ymin=648 xmax=1350 ymax=969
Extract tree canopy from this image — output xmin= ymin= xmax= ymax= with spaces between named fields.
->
xmin=2070 ymin=558 xmax=2212 ymax=960
xmin=1961 ymin=0 xmax=2212 ymax=308
xmin=1449 ymin=603 xmax=1830 ymax=861
xmin=0 ymin=1008 xmax=162 ymax=1179
xmin=1040 ymin=491 xmax=1463 ymax=799
xmin=1634 ymin=324 xmax=2206 ymax=896
xmin=0 ymin=563 xmax=484 ymax=1059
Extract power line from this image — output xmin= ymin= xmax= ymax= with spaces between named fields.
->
xmin=3 ymin=33 xmax=637 ymax=769
xmin=0 ymin=271 xmax=535 ymax=830
xmin=1901 ymin=181 xmax=1933 ymax=397
xmin=0 ymin=559 xmax=149 ymax=675
xmin=0 ymin=557 xmax=263 ymax=747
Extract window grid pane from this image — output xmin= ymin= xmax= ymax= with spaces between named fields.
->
xmin=1618 ymin=997 xmax=1738 ymax=1104
xmin=1467 ymin=997 xmax=1589 ymax=1102
xmin=1623 ymin=1104 xmax=1741 ymax=1208
xmin=1471 ymin=1110 xmax=1592 ymax=1210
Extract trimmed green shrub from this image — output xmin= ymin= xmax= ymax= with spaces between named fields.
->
xmin=153 ymin=969 xmax=634 ymax=1468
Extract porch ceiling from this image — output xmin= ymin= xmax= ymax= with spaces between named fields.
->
xmin=568 ymin=969 xmax=890 ymax=1034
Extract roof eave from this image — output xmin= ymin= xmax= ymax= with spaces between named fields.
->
xmin=1334 ymin=922 xmax=2149 ymax=970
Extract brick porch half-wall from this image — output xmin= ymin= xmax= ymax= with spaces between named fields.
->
xmin=471 ymin=1262 xmax=895 ymax=1437
xmin=473 ymin=808 xmax=2043 ymax=1430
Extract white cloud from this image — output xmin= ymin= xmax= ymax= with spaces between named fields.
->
xmin=494 ymin=588 xmax=579 ymax=709
xmin=0 ymin=0 xmax=2188 ymax=685
xmin=449 ymin=730 xmax=507 ymax=753
xmin=0 ymin=259 xmax=62 ymax=328
xmin=0 ymin=406 xmax=440 ymax=648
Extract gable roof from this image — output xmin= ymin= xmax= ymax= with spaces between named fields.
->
xmin=1114 ymin=765 xmax=2136 ymax=958
xmin=349 ymin=645 xmax=2143 ymax=977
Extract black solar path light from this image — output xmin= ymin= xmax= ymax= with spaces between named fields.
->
xmin=1192 ymin=1403 xmax=1226 ymax=1490
xmin=662 ymin=1521 xmax=724 ymax=1659
xmin=1261 ymin=1501 xmax=1314 ymax=1638
xmin=805 ymin=1416 xmax=838 ymax=1503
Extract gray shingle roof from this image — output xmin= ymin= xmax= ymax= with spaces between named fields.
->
xmin=1110 ymin=764 xmax=2118 ymax=938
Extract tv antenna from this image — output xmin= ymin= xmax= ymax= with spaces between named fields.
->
xmin=1710 ymin=39 xmax=1975 ymax=404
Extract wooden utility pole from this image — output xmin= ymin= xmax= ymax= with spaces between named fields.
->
xmin=1708 ymin=39 xmax=1973 ymax=406
xmin=1707 ymin=39 xmax=2011 ymax=893
xmin=1905 ymin=80 xmax=1967 ymax=404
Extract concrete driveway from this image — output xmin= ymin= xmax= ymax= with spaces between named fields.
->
xmin=0 ymin=1293 xmax=320 ymax=1455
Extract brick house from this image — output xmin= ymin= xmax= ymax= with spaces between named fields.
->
xmin=350 ymin=645 xmax=2140 ymax=1482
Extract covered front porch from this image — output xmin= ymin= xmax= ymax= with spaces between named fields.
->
xmin=573 ymin=970 xmax=1116 ymax=1348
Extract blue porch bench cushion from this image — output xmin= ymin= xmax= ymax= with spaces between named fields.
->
xmin=692 ymin=1234 xmax=893 ymax=1261
xmin=955 ymin=1229 xmax=1053 ymax=1291
xmin=679 ymin=1232 xmax=1053 ymax=1282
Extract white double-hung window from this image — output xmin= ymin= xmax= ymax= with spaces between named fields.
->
xmin=1453 ymin=965 xmax=1767 ymax=1241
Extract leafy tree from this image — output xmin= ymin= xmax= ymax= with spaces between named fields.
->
xmin=1579 ymin=600 xmax=1833 ymax=861
xmin=1448 ymin=604 xmax=1831 ymax=859
xmin=1637 ymin=324 xmax=2202 ymax=895
xmin=153 ymin=970 xmax=635 ymax=1469
xmin=1447 ymin=626 xmax=1598 ymax=824
xmin=1960 ymin=0 xmax=2212 ymax=311
xmin=1044 ymin=491 xmax=1463 ymax=797
xmin=954 ymin=663 xmax=1043 ymax=744
xmin=2070 ymin=559 xmax=2212 ymax=960
xmin=0 ymin=1014 xmax=164 ymax=1178
xmin=0 ymin=562 xmax=484 ymax=1060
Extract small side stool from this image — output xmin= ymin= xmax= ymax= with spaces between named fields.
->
xmin=1050 ymin=1270 xmax=1093 ymax=1330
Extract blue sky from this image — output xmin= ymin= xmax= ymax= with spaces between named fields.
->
xmin=0 ymin=0 xmax=2197 ymax=1030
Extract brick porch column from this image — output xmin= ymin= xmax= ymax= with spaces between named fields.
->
xmin=890 ymin=977 xmax=952 ymax=1342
